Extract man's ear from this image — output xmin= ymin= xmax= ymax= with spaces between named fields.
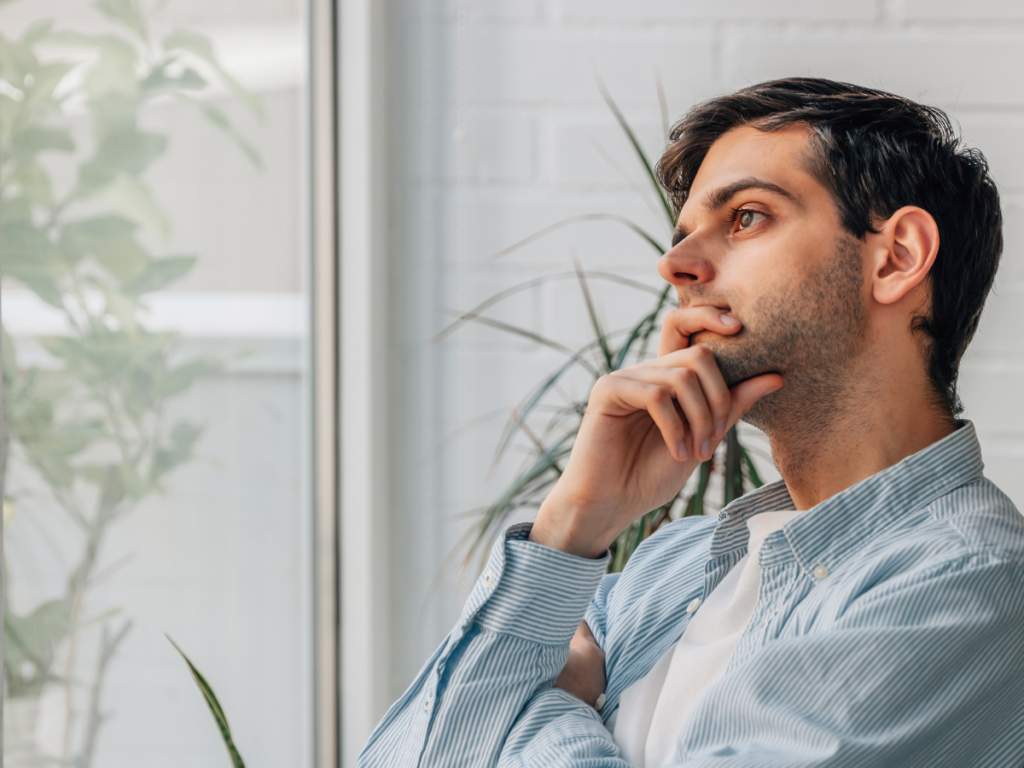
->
xmin=869 ymin=206 xmax=939 ymax=306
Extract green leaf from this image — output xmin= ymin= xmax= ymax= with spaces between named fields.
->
xmin=446 ymin=312 xmax=593 ymax=369
xmin=723 ymin=427 xmax=743 ymax=507
xmin=741 ymin=446 xmax=764 ymax=488
xmin=187 ymin=98 xmax=263 ymax=170
xmin=596 ymin=77 xmax=676 ymax=228
xmin=101 ymin=175 xmax=171 ymax=239
xmin=467 ymin=432 xmax=575 ymax=559
xmin=154 ymin=358 xmax=218 ymax=400
xmin=61 ymin=215 xmax=150 ymax=281
xmin=41 ymin=328 xmax=176 ymax=388
xmin=5 ymin=599 xmax=73 ymax=666
xmin=95 ymin=0 xmax=147 ymax=40
xmin=142 ymin=62 xmax=206 ymax=93
xmin=488 ymin=213 xmax=666 ymax=261
xmin=33 ymin=420 xmax=105 ymax=459
xmin=490 ymin=340 xmax=602 ymax=466
xmin=62 ymin=214 xmax=138 ymax=242
xmin=45 ymin=30 xmax=135 ymax=54
xmin=124 ymin=254 xmax=196 ymax=295
xmin=1 ymin=219 xmax=65 ymax=306
xmin=432 ymin=271 xmax=661 ymax=347
xmin=2 ymin=326 xmax=17 ymax=387
xmin=9 ymin=163 xmax=55 ymax=207
xmin=572 ymin=255 xmax=614 ymax=371
xmin=21 ymin=19 xmax=56 ymax=47
xmin=683 ymin=460 xmax=712 ymax=518
xmin=78 ymin=130 xmax=168 ymax=189
xmin=167 ymin=636 xmax=247 ymax=768
xmin=612 ymin=284 xmax=672 ymax=370
xmin=119 ymin=460 xmax=148 ymax=501
xmin=163 ymin=29 xmax=264 ymax=121
xmin=0 ymin=93 xmax=20 ymax=140
xmin=83 ymin=36 xmax=139 ymax=98
xmin=12 ymin=127 xmax=74 ymax=155
xmin=19 ymin=61 xmax=76 ymax=113
xmin=151 ymin=420 xmax=204 ymax=481
xmin=101 ymin=286 xmax=140 ymax=333
xmin=93 ymin=463 xmax=126 ymax=512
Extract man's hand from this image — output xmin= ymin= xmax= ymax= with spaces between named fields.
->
xmin=530 ymin=306 xmax=783 ymax=559
xmin=554 ymin=620 xmax=606 ymax=709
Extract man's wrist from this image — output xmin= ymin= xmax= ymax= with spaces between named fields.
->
xmin=530 ymin=495 xmax=616 ymax=559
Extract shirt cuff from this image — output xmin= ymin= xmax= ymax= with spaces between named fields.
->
xmin=460 ymin=523 xmax=610 ymax=646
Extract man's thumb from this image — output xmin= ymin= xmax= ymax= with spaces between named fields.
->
xmin=727 ymin=374 xmax=784 ymax=427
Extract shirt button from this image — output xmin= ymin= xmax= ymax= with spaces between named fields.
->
xmin=423 ymin=696 xmax=431 ymax=712
xmin=813 ymin=564 xmax=830 ymax=580
xmin=687 ymin=598 xmax=702 ymax=614
xmin=483 ymin=570 xmax=495 ymax=589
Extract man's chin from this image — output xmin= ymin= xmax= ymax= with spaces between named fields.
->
xmin=698 ymin=341 xmax=775 ymax=389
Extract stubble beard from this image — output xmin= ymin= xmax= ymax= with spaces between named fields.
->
xmin=687 ymin=234 xmax=869 ymax=437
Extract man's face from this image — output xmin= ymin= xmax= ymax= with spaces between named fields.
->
xmin=658 ymin=124 xmax=870 ymax=431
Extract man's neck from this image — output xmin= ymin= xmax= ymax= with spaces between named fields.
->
xmin=765 ymin=389 xmax=958 ymax=512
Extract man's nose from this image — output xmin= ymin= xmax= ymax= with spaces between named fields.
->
xmin=657 ymin=238 xmax=716 ymax=288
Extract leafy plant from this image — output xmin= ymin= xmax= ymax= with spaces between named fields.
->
xmin=448 ymin=82 xmax=764 ymax=573
xmin=0 ymin=0 xmax=260 ymax=763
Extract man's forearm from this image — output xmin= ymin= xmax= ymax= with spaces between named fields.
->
xmin=358 ymin=524 xmax=609 ymax=768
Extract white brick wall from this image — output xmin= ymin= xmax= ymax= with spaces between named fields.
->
xmin=389 ymin=0 xmax=1024 ymax=700
xmin=555 ymin=0 xmax=880 ymax=22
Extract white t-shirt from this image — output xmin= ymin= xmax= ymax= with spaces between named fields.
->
xmin=610 ymin=510 xmax=804 ymax=768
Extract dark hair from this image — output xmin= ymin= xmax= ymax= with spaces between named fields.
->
xmin=657 ymin=77 xmax=1003 ymax=416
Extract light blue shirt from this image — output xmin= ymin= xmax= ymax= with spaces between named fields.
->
xmin=360 ymin=422 xmax=1024 ymax=767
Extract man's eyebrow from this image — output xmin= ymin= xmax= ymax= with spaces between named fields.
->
xmin=701 ymin=177 xmax=802 ymax=213
xmin=671 ymin=178 xmax=802 ymax=246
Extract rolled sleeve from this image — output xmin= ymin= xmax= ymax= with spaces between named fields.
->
xmin=466 ymin=523 xmax=610 ymax=645
xmin=361 ymin=522 xmax=612 ymax=768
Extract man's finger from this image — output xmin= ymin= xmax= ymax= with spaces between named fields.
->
xmin=658 ymin=306 xmax=743 ymax=358
xmin=638 ymin=346 xmax=732 ymax=442
xmin=596 ymin=376 xmax=691 ymax=461
xmin=576 ymin=620 xmax=595 ymax=644
xmin=727 ymin=374 xmax=785 ymax=426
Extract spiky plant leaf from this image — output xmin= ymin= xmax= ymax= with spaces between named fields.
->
xmin=167 ymin=636 xmax=246 ymax=768
xmin=489 ymin=213 xmax=666 ymax=260
xmin=596 ymin=77 xmax=675 ymax=227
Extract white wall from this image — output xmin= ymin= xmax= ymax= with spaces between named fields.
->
xmin=384 ymin=0 xmax=1024 ymax=716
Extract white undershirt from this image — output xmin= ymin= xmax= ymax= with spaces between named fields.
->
xmin=610 ymin=510 xmax=804 ymax=767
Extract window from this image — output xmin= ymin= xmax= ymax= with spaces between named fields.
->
xmin=1 ymin=1 xmax=326 ymax=765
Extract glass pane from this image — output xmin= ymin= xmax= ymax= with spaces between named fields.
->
xmin=1 ymin=1 xmax=312 ymax=766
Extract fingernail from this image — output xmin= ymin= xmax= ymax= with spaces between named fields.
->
xmin=701 ymin=439 xmax=712 ymax=458
xmin=714 ymin=419 xmax=726 ymax=439
xmin=678 ymin=441 xmax=689 ymax=462
xmin=720 ymin=313 xmax=740 ymax=327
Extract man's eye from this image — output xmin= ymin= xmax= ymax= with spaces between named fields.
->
xmin=736 ymin=210 xmax=766 ymax=230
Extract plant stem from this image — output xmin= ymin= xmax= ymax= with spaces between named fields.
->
xmin=61 ymin=470 xmax=124 ymax=759
xmin=74 ymin=621 xmax=132 ymax=768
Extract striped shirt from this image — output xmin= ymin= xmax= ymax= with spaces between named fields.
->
xmin=360 ymin=421 xmax=1024 ymax=767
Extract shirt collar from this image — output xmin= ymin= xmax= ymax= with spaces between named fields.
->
xmin=709 ymin=420 xmax=984 ymax=579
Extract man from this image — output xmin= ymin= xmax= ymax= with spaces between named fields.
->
xmin=360 ymin=78 xmax=1024 ymax=767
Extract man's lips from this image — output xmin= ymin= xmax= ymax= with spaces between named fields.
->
xmin=691 ymin=328 xmax=738 ymax=343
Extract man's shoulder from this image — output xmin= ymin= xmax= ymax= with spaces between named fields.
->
xmin=842 ymin=476 xmax=1024 ymax=597
xmin=918 ymin=475 xmax=1024 ymax=561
